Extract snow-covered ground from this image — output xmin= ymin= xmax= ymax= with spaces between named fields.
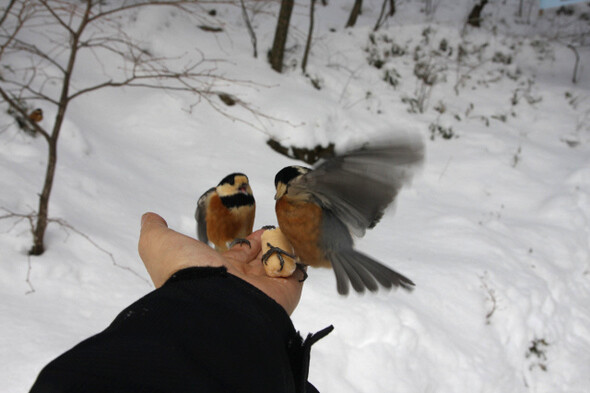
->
xmin=2 ymin=1 xmax=590 ymax=392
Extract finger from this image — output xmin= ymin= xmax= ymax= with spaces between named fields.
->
xmin=141 ymin=211 xmax=168 ymax=229
xmin=223 ymin=229 xmax=264 ymax=265
xmin=139 ymin=212 xmax=185 ymax=287
xmin=138 ymin=212 xmax=221 ymax=288
xmin=138 ymin=212 xmax=169 ymax=259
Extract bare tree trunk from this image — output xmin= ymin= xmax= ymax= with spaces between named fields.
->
xmin=568 ymin=44 xmax=580 ymax=84
xmin=30 ymin=1 xmax=91 ymax=255
xmin=240 ymin=0 xmax=257 ymax=58
xmin=302 ymin=0 xmax=316 ymax=74
xmin=269 ymin=0 xmax=294 ymax=73
xmin=388 ymin=0 xmax=396 ymax=17
xmin=467 ymin=0 xmax=488 ymax=28
xmin=346 ymin=0 xmax=362 ymax=28
xmin=31 ymin=140 xmax=56 ymax=255
xmin=374 ymin=0 xmax=395 ymax=31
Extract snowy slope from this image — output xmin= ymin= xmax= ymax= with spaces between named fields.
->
xmin=2 ymin=1 xmax=590 ymax=392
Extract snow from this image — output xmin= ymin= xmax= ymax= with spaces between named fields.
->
xmin=2 ymin=1 xmax=590 ymax=392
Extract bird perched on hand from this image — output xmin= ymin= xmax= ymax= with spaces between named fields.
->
xmin=269 ymin=135 xmax=424 ymax=295
xmin=29 ymin=108 xmax=43 ymax=123
xmin=195 ymin=173 xmax=255 ymax=252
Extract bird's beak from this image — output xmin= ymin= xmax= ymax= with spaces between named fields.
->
xmin=238 ymin=184 xmax=248 ymax=194
xmin=274 ymin=183 xmax=287 ymax=200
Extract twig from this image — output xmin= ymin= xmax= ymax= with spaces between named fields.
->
xmin=1 ymin=209 xmax=37 ymax=293
xmin=0 ymin=87 xmax=50 ymax=141
xmin=0 ymin=0 xmax=17 ymax=28
xmin=439 ymin=156 xmax=453 ymax=180
xmin=454 ymin=58 xmax=490 ymax=96
xmin=1 ymin=208 xmax=150 ymax=285
xmin=480 ymin=272 xmax=497 ymax=324
xmin=49 ymin=217 xmax=150 ymax=285
xmin=25 ymin=255 xmax=35 ymax=295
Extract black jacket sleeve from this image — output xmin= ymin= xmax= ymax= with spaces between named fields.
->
xmin=29 ymin=266 xmax=332 ymax=393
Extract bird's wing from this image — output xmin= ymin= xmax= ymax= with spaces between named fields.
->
xmin=319 ymin=207 xmax=415 ymax=294
xmin=195 ymin=187 xmax=216 ymax=243
xmin=290 ymin=134 xmax=424 ymax=237
xmin=329 ymin=247 xmax=415 ymax=295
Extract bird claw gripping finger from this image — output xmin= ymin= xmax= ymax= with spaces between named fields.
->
xmin=261 ymin=228 xmax=297 ymax=278
xmin=229 ymin=238 xmax=251 ymax=249
xmin=296 ymin=263 xmax=308 ymax=282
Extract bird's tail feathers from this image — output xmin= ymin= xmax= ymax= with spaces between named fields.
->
xmin=329 ymin=249 xmax=414 ymax=295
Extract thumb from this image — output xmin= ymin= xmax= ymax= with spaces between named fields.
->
xmin=138 ymin=212 xmax=169 ymax=261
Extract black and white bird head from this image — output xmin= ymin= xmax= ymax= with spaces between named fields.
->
xmin=274 ymin=166 xmax=311 ymax=200
xmin=216 ymin=173 xmax=254 ymax=208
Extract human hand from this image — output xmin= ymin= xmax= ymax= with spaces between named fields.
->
xmin=138 ymin=212 xmax=305 ymax=315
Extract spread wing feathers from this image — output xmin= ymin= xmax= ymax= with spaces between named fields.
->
xmin=195 ymin=187 xmax=216 ymax=243
xmin=291 ymin=134 xmax=424 ymax=237
xmin=329 ymin=249 xmax=415 ymax=295
xmin=319 ymin=209 xmax=414 ymax=295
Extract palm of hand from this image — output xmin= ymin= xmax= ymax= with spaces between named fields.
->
xmin=139 ymin=213 xmax=304 ymax=315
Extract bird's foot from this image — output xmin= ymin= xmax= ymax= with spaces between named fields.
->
xmin=229 ymin=238 xmax=251 ymax=249
xmin=261 ymin=225 xmax=276 ymax=230
xmin=262 ymin=242 xmax=296 ymax=272
xmin=296 ymin=263 xmax=308 ymax=282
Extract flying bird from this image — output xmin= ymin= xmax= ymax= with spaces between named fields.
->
xmin=269 ymin=135 xmax=424 ymax=295
xmin=195 ymin=173 xmax=255 ymax=252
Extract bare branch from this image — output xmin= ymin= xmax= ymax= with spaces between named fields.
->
xmin=87 ymin=1 xmax=197 ymax=24
xmin=0 ymin=0 xmax=28 ymax=59
xmin=38 ymin=0 xmax=75 ymax=35
xmin=1 ymin=69 xmax=61 ymax=106
xmin=7 ymin=37 xmax=68 ymax=74
xmin=0 ymin=0 xmax=18 ymax=28
xmin=1 ymin=207 xmax=150 ymax=285
xmin=48 ymin=217 xmax=150 ymax=285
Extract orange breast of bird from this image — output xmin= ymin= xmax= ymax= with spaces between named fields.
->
xmin=29 ymin=110 xmax=43 ymax=123
xmin=275 ymin=196 xmax=330 ymax=268
xmin=207 ymin=194 xmax=255 ymax=251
